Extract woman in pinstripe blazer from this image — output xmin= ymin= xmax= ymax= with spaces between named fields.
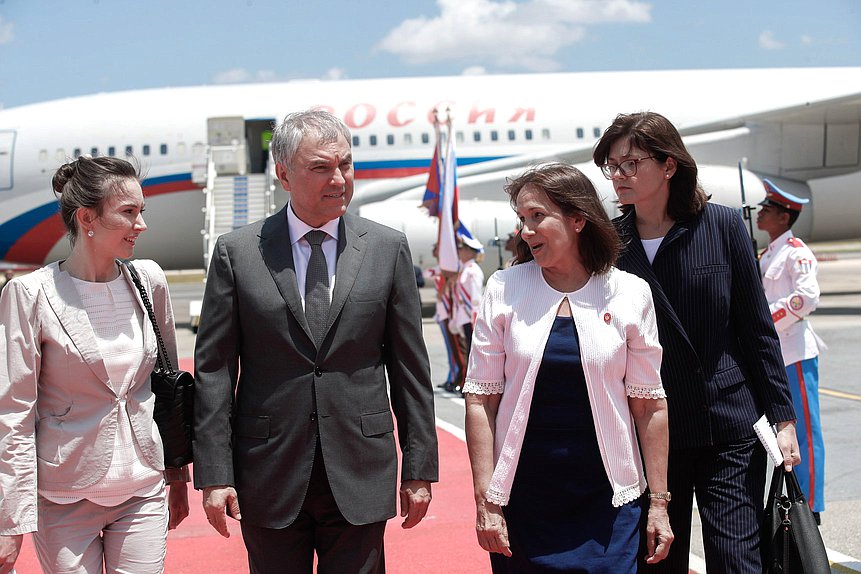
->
xmin=593 ymin=112 xmax=801 ymax=574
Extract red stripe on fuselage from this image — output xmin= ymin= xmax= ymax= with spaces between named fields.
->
xmin=355 ymin=167 xmax=428 ymax=179
xmin=4 ymin=182 xmax=202 ymax=264
xmin=145 ymin=180 xmax=199 ymax=196
xmin=4 ymin=214 xmax=67 ymax=264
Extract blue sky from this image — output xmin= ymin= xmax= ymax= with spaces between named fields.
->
xmin=1 ymin=0 xmax=859 ymax=110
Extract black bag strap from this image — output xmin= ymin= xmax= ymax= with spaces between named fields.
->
xmin=784 ymin=469 xmax=806 ymax=503
xmin=121 ymin=260 xmax=175 ymax=374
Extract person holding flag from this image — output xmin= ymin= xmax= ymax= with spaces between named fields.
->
xmin=450 ymin=233 xmax=485 ymax=393
xmin=424 ymin=243 xmax=461 ymax=390
xmin=421 ymin=107 xmax=484 ymax=393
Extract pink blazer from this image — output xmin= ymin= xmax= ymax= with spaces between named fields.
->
xmin=0 ymin=260 xmax=178 ymax=535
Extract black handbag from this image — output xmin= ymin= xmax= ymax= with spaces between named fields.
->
xmin=763 ymin=468 xmax=830 ymax=573
xmin=124 ymin=261 xmax=195 ymax=469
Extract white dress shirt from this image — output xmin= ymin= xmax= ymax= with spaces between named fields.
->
xmin=286 ymin=203 xmax=340 ymax=310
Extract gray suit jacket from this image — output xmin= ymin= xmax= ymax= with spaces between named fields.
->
xmin=193 ymin=209 xmax=438 ymax=528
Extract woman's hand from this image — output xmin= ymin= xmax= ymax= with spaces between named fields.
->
xmin=0 ymin=534 xmax=23 ymax=574
xmin=644 ymin=501 xmax=673 ymax=564
xmin=776 ymin=421 xmax=801 ymax=472
xmin=475 ymin=499 xmax=512 ymax=557
xmin=167 ymin=481 xmax=190 ymax=530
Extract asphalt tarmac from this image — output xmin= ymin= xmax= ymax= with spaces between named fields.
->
xmin=167 ymin=252 xmax=861 ymax=573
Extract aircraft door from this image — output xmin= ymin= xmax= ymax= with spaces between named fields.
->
xmin=245 ymin=119 xmax=275 ymax=174
xmin=0 ymin=130 xmax=15 ymax=190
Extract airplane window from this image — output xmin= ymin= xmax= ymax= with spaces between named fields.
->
xmin=473 ymin=131 xmax=481 ymax=142
xmin=421 ymin=133 xmax=429 ymax=144
xmin=370 ymin=135 xmax=377 ymax=146
xmin=125 ymin=145 xmax=134 ymax=156
xmin=143 ymin=145 xmax=151 ymax=156
xmin=508 ymin=130 xmax=516 ymax=141
xmin=593 ymin=127 xmax=601 ymax=138
xmin=91 ymin=147 xmax=99 ymax=156
xmin=73 ymin=148 xmax=81 ymax=158
xmin=192 ymin=143 xmax=204 ymax=155
xmin=39 ymin=150 xmax=48 ymax=162
xmin=108 ymin=146 xmax=116 ymax=156
xmin=386 ymin=134 xmax=394 ymax=145
xmin=456 ymin=132 xmax=464 ymax=144
xmin=160 ymin=144 xmax=168 ymax=155
xmin=541 ymin=129 xmax=550 ymax=140
xmin=491 ymin=131 xmax=499 ymax=142
xmin=55 ymin=149 xmax=65 ymax=161
xmin=404 ymin=133 xmax=413 ymax=145
xmin=352 ymin=135 xmax=360 ymax=147
xmin=177 ymin=143 xmax=186 ymax=155
xmin=576 ymin=128 xmax=584 ymax=139
xmin=525 ymin=130 xmax=533 ymax=141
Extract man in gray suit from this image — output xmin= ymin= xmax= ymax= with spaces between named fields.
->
xmin=193 ymin=110 xmax=439 ymax=573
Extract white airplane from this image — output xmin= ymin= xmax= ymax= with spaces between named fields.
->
xmin=1 ymin=67 xmax=860 ymax=278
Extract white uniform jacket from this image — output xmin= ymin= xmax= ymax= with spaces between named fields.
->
xmin=759 ymin=230 xmax=822 ymax=366
xmin=0 ymin=260 xmax=178 ymax=535
xmin=451 ymin=259 xmax=484 ymax=328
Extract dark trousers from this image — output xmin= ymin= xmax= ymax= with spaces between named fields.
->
xmin=638 ymin=436 xmax=767 ymax=574
xmin=452 ymin=323 xmax=474 ymax=389
xmin=241 ymin=444 xmax=386 ymax=574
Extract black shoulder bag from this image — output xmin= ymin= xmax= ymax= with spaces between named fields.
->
xmin=124 ymin=261 xmax=195 ymax=468
xmin=763 ymin=468 xmax=830 ymax=573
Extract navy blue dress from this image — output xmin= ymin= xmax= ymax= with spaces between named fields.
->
xmin=490 ymin=316 xmax=641 ymax=574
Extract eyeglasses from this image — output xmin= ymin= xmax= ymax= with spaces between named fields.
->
xmin=600 ymin=156 xmax=656 ymax=179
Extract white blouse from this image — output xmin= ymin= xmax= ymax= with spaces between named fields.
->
xmin=41 ymin=274 xmax=162 ymax=506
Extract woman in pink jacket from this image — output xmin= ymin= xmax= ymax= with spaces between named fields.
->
xmin=464 ymin=163 xmax=672 ymax=573
xmin=0 ymin=156 xmax=188 ymax=574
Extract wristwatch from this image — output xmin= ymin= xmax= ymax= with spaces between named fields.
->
xmin=648 ymin=491 xmax=672 ymax=501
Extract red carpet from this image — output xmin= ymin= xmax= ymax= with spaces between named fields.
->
xmin=11 ymin=422 xmax=489 ymax=573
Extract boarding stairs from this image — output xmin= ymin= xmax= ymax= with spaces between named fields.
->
xmin=201 ymin=146 xmax=275 ymax=272
xmin=192 ymin=144 xmax=276 ymax=331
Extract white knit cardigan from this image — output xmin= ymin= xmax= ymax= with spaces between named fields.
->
xmin=463 ymin=261 xmax=665 ymax=507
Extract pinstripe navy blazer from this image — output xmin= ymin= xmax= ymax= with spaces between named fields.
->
xmin=614 ymin=203 xmax=795 ymax=449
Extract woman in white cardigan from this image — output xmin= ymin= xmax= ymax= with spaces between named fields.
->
xmin=0 ymin=156 xmax=189 ymax=574
xmin=464 ymin=163 xmax=673 ymax=573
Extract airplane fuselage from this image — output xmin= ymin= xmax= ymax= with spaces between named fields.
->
xmin=2 ymin=68 xmax=860 ymax=272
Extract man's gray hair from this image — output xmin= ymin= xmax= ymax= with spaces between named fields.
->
xmin=270 ymin=109 xmax=352 ymax=169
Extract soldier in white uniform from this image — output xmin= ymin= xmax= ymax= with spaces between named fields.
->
xmin=424 ymin=244 xmax=460 ymax=390
xmin=450 ymin=234 xmax=485 ymax=393
xmin=756 ymin=179 xmax=825 ymax=521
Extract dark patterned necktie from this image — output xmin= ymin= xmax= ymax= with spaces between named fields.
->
xmin=304 ymin=230 xmax=330 ymax=346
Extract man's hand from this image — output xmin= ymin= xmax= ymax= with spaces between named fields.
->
xmin=0 ymin=534 xmax=23 ymax=574
xmin=203 ymin=485 xmax=242 ymax=538
xmin=399 ymin=480 xmax=432 ymax=529
xmin=167 ymin=481 xmax=190 ymax=530
xmin=776 ymin=420 xmax=801 ymax=472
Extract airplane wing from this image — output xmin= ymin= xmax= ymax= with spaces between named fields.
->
xmin=677 ymin=91 xmax=861 ymax=136
xmin=676 ymin=91 xmax=861 ymax=183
